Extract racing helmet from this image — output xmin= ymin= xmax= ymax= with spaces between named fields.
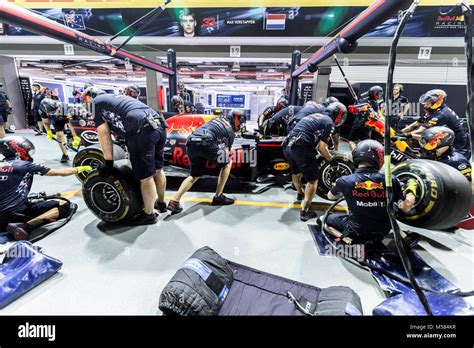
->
xmin=125 ymin=84 xmax=140 ymax=98
xmin=322 ymin=96 xmax=339 ymax=107
xmin=325 ymin=102 xmax=347 ymax=127
xmin=352 ymin=139 xmax=384 ymax=169
xmin=368 ymin=86 xmax=384 ymax=101
xmin=276 ymin=97 xmax=289 ymax=111
xmin=420 ymin=126 xmax=454 ymax=151
xmin=0 ymin=136 xmax=35 ymax=162
xmin=81 ymin=86 xmax=106 ymax=100
xmin=81 ymin=87 xmax=106 ymax=107
xmin=41 ymin=98 xmax=61 ymax=115
xmin=226 ymin=109 xmax=246 ymax=131
xmin=419 ymin=89 xmax=447 ymax=113
xmin=171 ymin=95 xmax=184 ymax=110
xmin=213 ymin=109 xmax=223 ymax=116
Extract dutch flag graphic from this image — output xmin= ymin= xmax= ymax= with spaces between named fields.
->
xmin=265 ymin=13 xmax=286 ymax=30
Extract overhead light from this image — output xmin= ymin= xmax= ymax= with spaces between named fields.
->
xmin=19 ymin=67 xmax=43 ymax=71
xmin=256 ymin=66 xmax=289 ymax=70
xmin=33 ymin=63 xmax=65 ymax=69
xmin=85 ymin=63 xmax=117 ymax=68
xmin=196 ymin=65 xmax=229 ymax=69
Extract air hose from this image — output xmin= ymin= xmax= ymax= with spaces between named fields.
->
xmin=382 ymin=0 xmax=433 ymax=315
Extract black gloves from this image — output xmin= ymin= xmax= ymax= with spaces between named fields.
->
xmin=98 ymin=160 xmax=115 ymax=177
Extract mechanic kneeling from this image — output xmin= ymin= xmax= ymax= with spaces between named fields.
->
xmin=284 ymin=110 xmax=345 ymax=222
xmin=83 ymin=87 xmax=168 ymax=225
xmin=167 ymin=110 xmax=243 ymax=214
xmin=420 ymin=126 xmax=471 ymax=182
xmin=0 ymin=136 xmax=91 ymax=240
xmin=325 ymin=140 xmax=417 ymax=246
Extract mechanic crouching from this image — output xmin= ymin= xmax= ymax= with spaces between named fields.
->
xmin=420 ymin=126 xmax=471 ymax=181
xmin=0 ymin=136 xmax=92 ymax=240
xmin=284 ymin=110 xmax=346 ymax=222
xmin=258 ymin=96 xmax=289 ymax=133
xmin=167 ymin=111 xmax=243 ymax=214
xmin=325 ymin=140 xmax=418 ymax=247
xmin=401 ymin=89 xmax=471 ymax=159
xmin=83 ymin=87 xmax=168 ymax=225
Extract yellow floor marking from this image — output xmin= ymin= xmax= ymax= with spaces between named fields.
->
xmin=61 ymin=190 xmax=83 ymax=199
xmin=60 ymin=190 xmax=348 ymax=212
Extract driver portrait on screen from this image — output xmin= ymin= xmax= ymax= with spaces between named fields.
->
xmin=179 ymin=10 xmax=198 ymax=37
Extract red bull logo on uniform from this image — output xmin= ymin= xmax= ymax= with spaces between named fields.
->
xmin=354 ymin=181 xmax=384 ymax=191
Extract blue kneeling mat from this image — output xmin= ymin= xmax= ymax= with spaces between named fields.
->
xmin=0 ymin=241 xmax=63 ymax=309
xmin=308 ymin=224 xmax=474 ymax=316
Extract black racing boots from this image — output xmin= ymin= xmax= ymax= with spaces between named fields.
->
xmin=300 ymin=210 xmax=318 ymax=222
xmin=60 ymin=154 xmax=70 ymax=163
xmin=7 ymin=222 xmax=31 ymax=241
xmin=154 ymin=201 xmax=168 ymax=213
xmin=167 ymin=200 xmax=184 ymax=214
xmin=130 ymin=211 xmax=158 ymax=225
xmin=211 ymin=194 xmax=235 ymax=206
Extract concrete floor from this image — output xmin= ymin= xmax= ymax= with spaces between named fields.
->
xmin=1 ymin=129 xmax=473 ymax=315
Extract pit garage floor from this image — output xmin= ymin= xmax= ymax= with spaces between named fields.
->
xmin=1 ymin=130 xmax=474 ymax=315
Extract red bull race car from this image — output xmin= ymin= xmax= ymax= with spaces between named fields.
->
xmin=72 ymin=113 xmax=355 ymax=200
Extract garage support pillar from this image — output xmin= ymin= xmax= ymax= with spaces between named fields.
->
xmin=0 ymin=55 xmax=27 ymax=129
xmin=312 ymin=66 xmax=332 ymax=103
xmin=144 ymin=54 xmax=161 ymax=112
xmin=289 ymin=50 xmax=301 ymax=105
xmin=167 ymin=49 xmax=178 ymax=112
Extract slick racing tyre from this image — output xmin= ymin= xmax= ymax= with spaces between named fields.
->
xmin=317 ymin=153 xmax=355 ymax=200
xmin=82 ymin=160 xmax=143 ymax=223
xmin=73 ymin=144 xmax=126 ymax=183
xmin=393 ymin=159 xmax=471 ymax=230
